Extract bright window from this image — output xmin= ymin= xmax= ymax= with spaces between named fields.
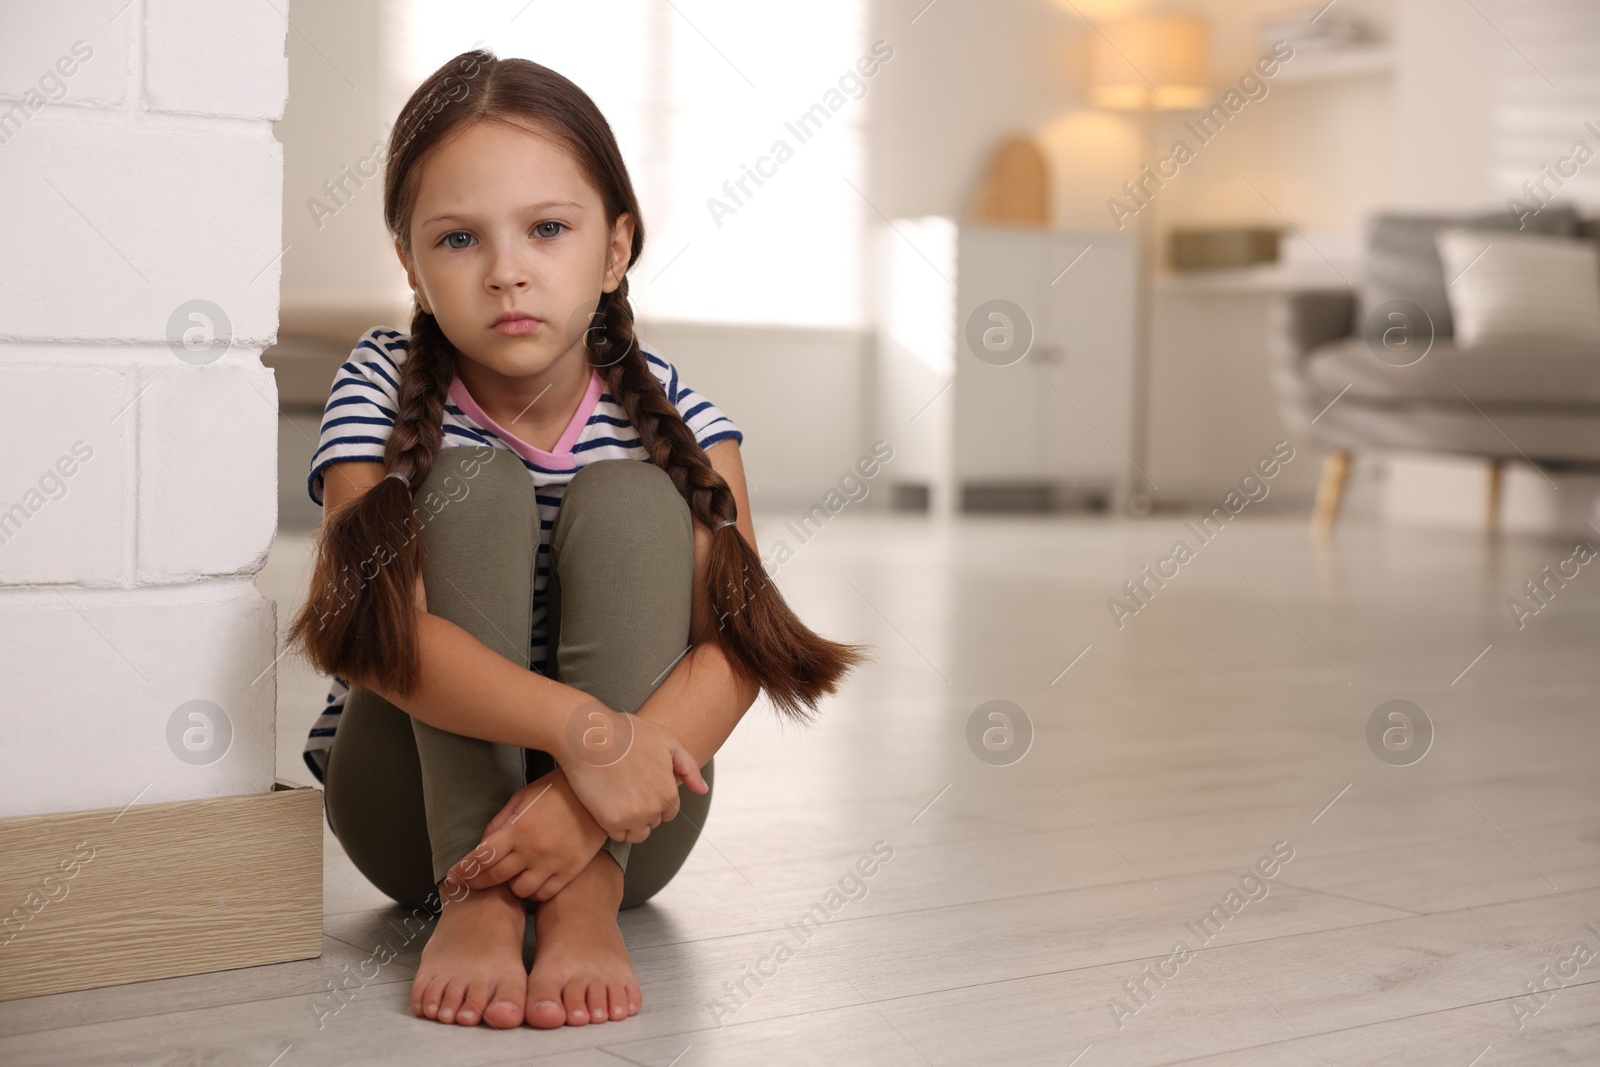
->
xmin=395 ymin=0 xmax=869 ymax=328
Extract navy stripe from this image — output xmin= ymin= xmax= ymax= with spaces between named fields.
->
xmin=354 ymin=339 xmax=401 ymax=372
xmin=341 ymin=358 xmax=398 ymax=391
xmin=679 ymin=399 xmax=714 ymax=423
xmin=329 ymin=374 xmax=393 ymax=400
xmin=572 ymin=435 xmax=644 ymax=452
xmin=697 ymin=428 xmax=743 ymax=450
xmin=307 ymin=451 xmax=385 ymax=505
xmin=326 ymin=393 xmax=396 ymax=418
xmin=309 ymin=433 xmax=388 ymax=464
xmin=442 ymin=423 xmax=493 ymax=447
xmin=322 ymin=413 xmax=393 ymax=432
xmin=517 ymin=456 xmax=582 ymax=476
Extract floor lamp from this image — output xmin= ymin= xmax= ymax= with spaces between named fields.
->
xmin=1085 ymin=14 xmax=1211 ymax=514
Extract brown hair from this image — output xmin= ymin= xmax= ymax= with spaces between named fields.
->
xmin=288 ymin=50 xmax=872 ymax=722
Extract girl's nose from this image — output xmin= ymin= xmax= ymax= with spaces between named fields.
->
xmin=486 ymin=241 xmax=538 ymax=291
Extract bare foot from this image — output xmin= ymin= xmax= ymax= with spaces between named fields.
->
xmin=410 ymin=879 xmax=528 ymax=1028
xmin=524 ymin=850 xmax=640 ymax=1028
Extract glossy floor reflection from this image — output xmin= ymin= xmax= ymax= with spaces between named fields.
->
xmin=4 ymin=510 xmax=1597 ymax=1065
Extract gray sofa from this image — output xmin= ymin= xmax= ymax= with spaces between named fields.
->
xmin=1266 ymin=207 xmax=1600 ymax=529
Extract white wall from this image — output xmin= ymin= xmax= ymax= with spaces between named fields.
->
xmin=276 ymin=0 xmax=410 ymax=315
xmin=0 ymin=1 xmax=284 ymax=817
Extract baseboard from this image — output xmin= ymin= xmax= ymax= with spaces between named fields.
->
xmin=960 ymin=479 xmax=1111 ymax=514
xmin=0 ymin=779 xmax=323 ymax=1001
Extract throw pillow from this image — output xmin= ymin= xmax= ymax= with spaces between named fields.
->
xmin=1435 ymin=228 xmax=1600 ymax=350
xmin=1361 ymin=207 xmax=1580 ymax=339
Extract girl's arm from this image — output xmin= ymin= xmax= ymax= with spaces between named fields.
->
xmin=634 ymin=440 xmax=764 ymax=763
xmin=636 ymin=642 xmax=759 ymax=766
xmin=321 ymin=460 xmax=593 ymax=758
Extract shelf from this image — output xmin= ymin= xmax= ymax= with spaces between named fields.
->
xmin=1154 ymin=264 xmax=1357 ymax=295
xmin=1273 ymin=45 xmax=1394 ymax=84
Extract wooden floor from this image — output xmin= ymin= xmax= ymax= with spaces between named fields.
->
xmin=4 ymin=510 xmax=1598 ymax=1065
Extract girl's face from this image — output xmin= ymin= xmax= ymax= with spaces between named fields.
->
xmin=396 ymin=118 xmax=632 ymax=383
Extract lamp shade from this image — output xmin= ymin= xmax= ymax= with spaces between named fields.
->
xmin=1087 ymin=15 xmax=1210 ymax=110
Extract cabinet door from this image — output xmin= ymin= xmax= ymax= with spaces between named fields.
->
xmin=1041 ymin=236 xmax=1136 ymax=495
xmin=952 ymin=227 xmax=1137 ymax=499
xmin=952 ymin=227 xmax=1052 ymax=482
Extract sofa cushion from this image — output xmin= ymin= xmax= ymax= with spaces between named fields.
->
xmin=1360 ymin=207 xmax=1580 ymax=339
xmin=1436 ymin=228 xmax=1600 ymax=350
xmin=1306 ymin=336 xmax=1600 ymax=405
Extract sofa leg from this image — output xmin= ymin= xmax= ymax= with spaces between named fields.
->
xmin=1313 ymin=450 xmax=1352 ymax=532
xmin=1486 ymin=459 xmax=1503 ymax=534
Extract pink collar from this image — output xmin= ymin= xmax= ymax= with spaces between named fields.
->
xmin=447 ymin=367 xmax=604 ymax=466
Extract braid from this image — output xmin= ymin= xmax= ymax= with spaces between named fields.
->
xmin=384 ymin=310 xmax=454 ymax=487
xmin=592 ymin=281 xmax=873 ymax=721
xmin=286 ymin=304 xmax=455 ymax=698
xmin=592 ymin=283 xmax=738 ymax=525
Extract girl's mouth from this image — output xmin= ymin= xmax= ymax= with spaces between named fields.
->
xmin=492 ymin=316 xmax=541 ymax=336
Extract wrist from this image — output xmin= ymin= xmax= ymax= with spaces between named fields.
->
xmin=548 ymin=768 xmax=609 ymax=848
xmin=557 ymin=699 xmax=635 ymax=771
xmin=524 ymin=680 xmax=605 ymax=764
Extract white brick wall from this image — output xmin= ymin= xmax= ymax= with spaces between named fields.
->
xmin=0 ymin=2 xmax=287 ymax=818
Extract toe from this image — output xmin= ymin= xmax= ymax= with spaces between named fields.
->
xmin=456 ymin=978 xmax=489 ymax=1025
xmin=484 ymin=976 xmax=525 ymax=1030
xmin=626 ymin=980 xmax=642 ymax=1016
xmin=607 ymin=982 xmax=629 ymax=1021
xmin=419 ymin=976 xmax=448 ymax=1020
xmin=437 ymin=979 xmax=465 ymax=1024
xmin=586 ymin=980 xmax=609 ymax=1024
xmin=562 ymin=979 xmax=590 ymax=1025
xmin=525 ymin=975 xmax=566 ymax=1030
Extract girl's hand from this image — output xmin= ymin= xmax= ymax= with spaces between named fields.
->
xmin=443 ymin=767 xmax=607 ymax=902
xmin=559 ymin=701 xmax=708 ymax=843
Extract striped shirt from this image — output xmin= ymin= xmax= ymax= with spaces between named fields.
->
xmin=301 ymin=325 xmax=744 ymax=784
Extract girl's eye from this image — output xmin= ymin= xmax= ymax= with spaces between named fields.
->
xmin=441 ymin=231 xmax=475 ymax=250
xmin=533 ymin=220 xmax=565 ymax=239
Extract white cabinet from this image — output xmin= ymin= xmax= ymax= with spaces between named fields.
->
xmin=877 ymin=218 xmax=1137 ymax=515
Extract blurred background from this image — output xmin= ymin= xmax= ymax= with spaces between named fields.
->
xmin=6 ymin=1 xmax=1600 ymax=1060
xmin=269 ymin=0 xmax=1600 ymax=537
xmin=256 ymin=0 xmax=1600 ymax=776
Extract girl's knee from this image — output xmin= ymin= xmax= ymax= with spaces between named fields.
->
xmin=557 ymin=461 xmax=691 ymax=561
xmin=417 ymin=444 xmax=527 ymax=502
xmin=565 ymin=458 xmax=685 ymax=515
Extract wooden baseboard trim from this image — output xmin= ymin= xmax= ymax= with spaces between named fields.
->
xmin=0 ymin=779 xmax=323 ymax=1001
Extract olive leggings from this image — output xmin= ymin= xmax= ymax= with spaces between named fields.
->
xmin=321 ymin=445 xmax=714 ymax=913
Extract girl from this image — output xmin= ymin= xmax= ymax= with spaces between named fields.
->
xmin=287 ymin=50 xmax=871 ymax=1032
